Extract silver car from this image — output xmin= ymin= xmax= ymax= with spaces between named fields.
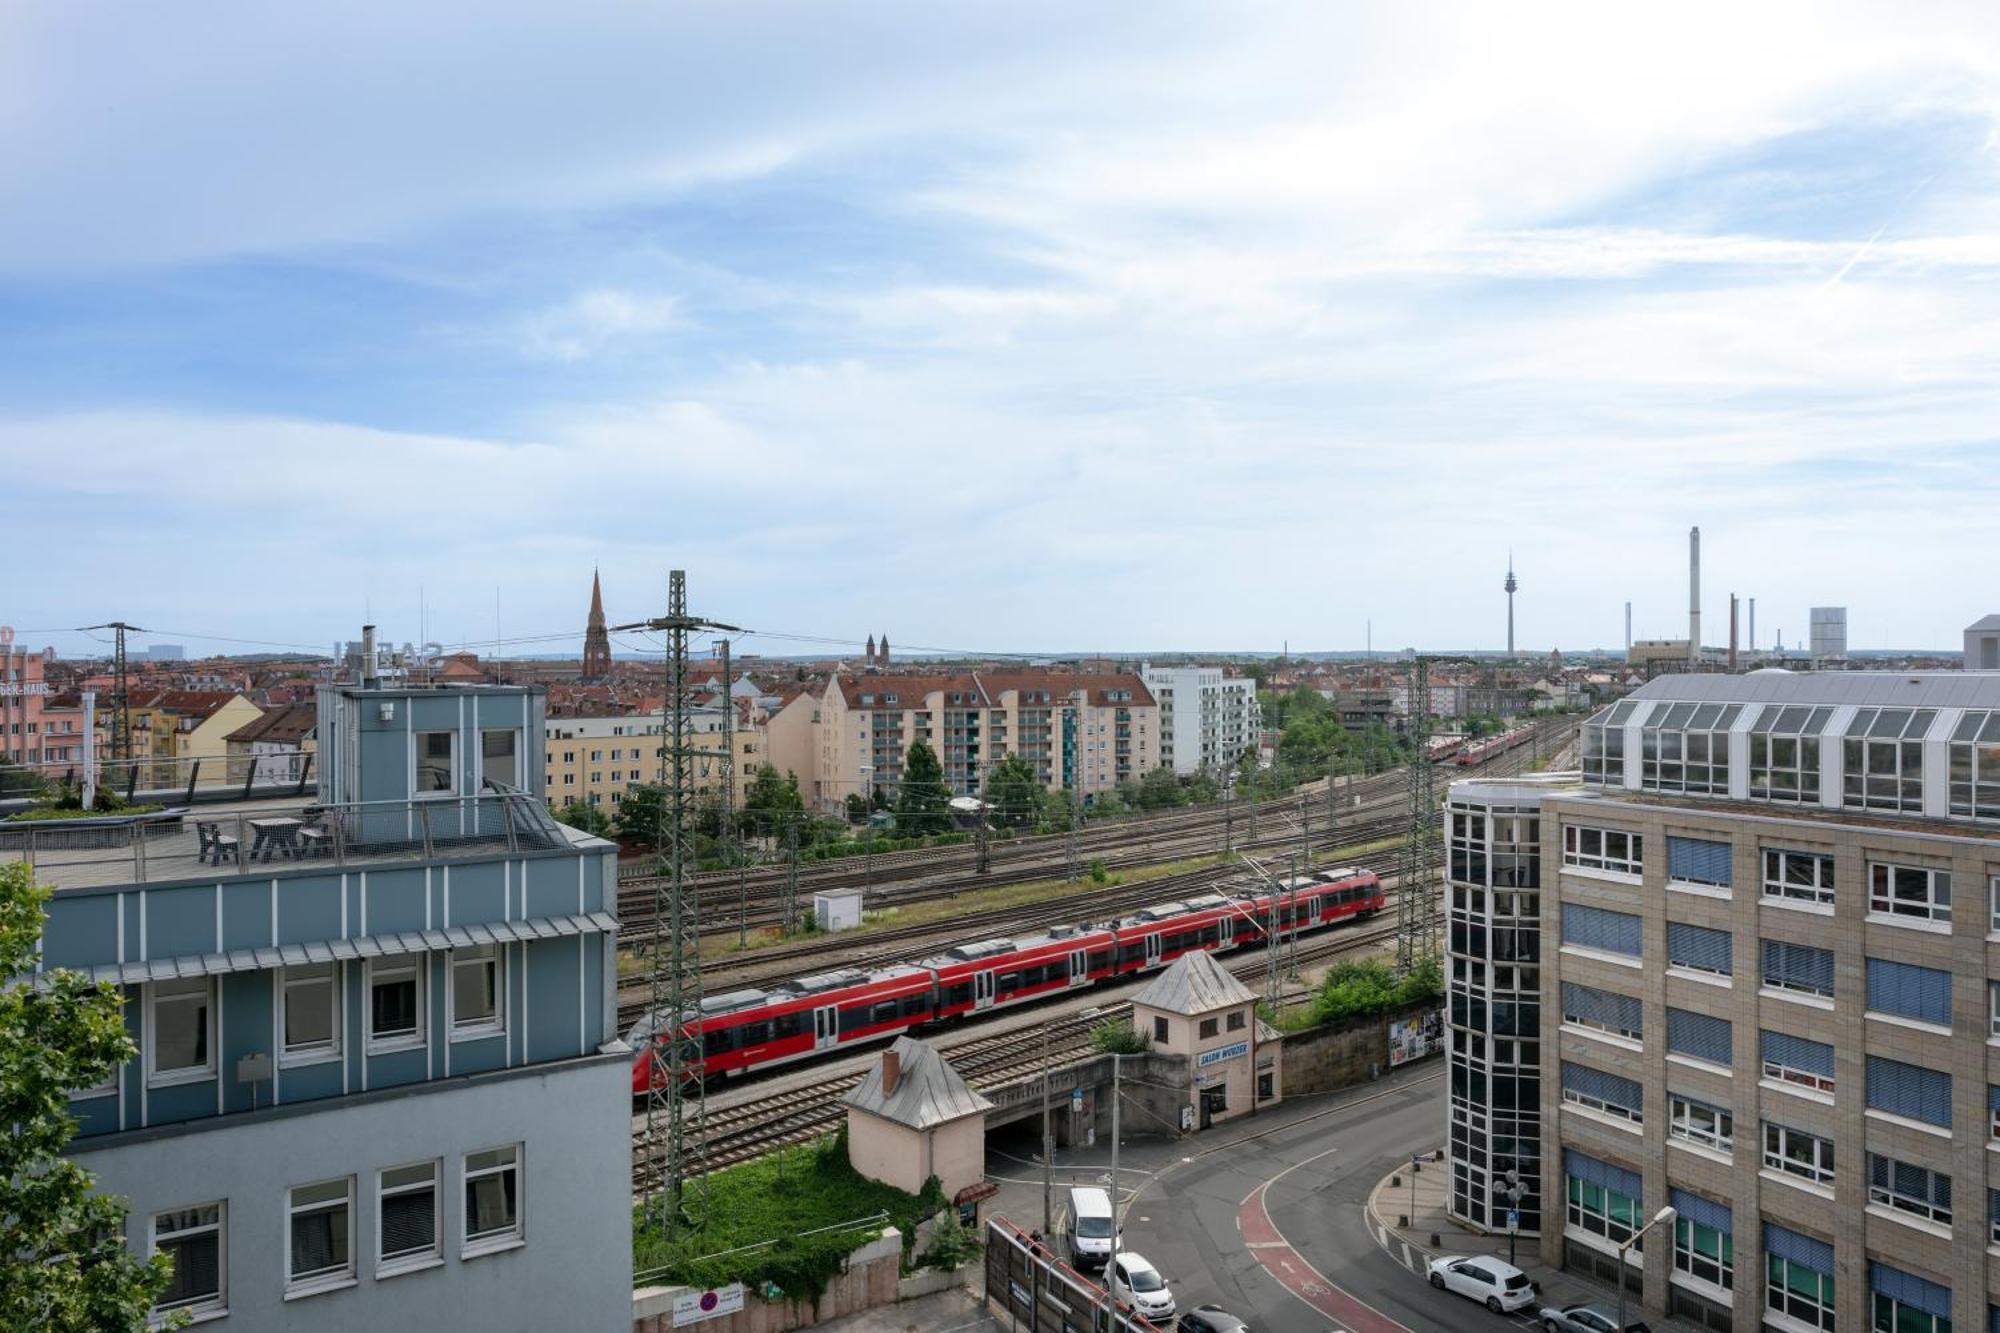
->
xmin=1538 ymin=1302 xmax=1649 ymax=1333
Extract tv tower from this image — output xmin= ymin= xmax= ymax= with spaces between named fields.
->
xmin=1504 ymin=552 xmax=1518 ymax=657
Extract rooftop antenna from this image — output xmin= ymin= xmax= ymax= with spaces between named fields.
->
xmin=1504 ymin=551 xmax=1518 ymax=657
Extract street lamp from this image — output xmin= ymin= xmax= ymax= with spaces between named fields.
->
xmin=1617 ymin=1205 xmax=1676 ymax=1332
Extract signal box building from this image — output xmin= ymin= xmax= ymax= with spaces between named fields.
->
xmin=25 ymin=682 xmax=630 ymax=1330
xmin=1131 ymin=948 xmax=1280 ymax=1128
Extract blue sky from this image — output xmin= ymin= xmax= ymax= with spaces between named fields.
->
xmin=5 ymin=1 xmax=2000 ymax=660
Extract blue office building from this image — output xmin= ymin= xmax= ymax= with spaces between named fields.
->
xmin=25 ymin=683 xmax=631 ymax=1329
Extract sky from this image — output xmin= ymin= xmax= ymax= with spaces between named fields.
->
xmin=5 ymin=2 xmax=2000 ymax=661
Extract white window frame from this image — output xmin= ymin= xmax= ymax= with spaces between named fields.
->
xmin=278 ymin=962 xmax=341 ymax=1067
xmin=1867 ymin=1154 xmax=1951 ymax=1225
xmin=1867 ymin=861 xmax=1951 ymax=926
xmin=1762 ymin=1122 xmax=1835 ymax=1186
xmin=1668 ymin=1094 xmax=1733 ymax=1154
xmin=1762 ymin=849 xmax=1835 ymax=907
xmin=1562 ymin=1078 xmax=1641 ymax=1124
xmin=448 ymin=944 xmax=505 ymax=1041
xmin=150 ymin=1201 xmax=226 ymax=1320
xmin=1672 ymin=1213 xmax=1733 ymax=1291
xmin=1762 ymin=1054 xmax=1834 ymax=1096
xmin=1765 ymin=1251 xmax=1835 ymax=1331
xmin=377 ymin=1160 xmax=442 ymax=1277
xmin=285 ymin=1176 xmax=356 ymax=1297
xmin=480 ymin=728 xmax=520 ymax=790
xmin=364 ymin=958 xmax=427 ymax=1054
xmin=1871 ymin=1291 xmax=1947 ymax=1333
xmin=1990 ymin=873 xmax=2000 ymax=934
xmin=145 ymin=976 xmax=216 ymax=1088
xmin=1563 ymin=824 xmax=1643 ymax=876
xmin=462 ymin=1144 xmax=524 ymax=1256
xmin=413 ymin=729 xmax=457 ymax=797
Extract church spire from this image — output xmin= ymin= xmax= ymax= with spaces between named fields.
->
xmin=582 ymin=568 xmax=612 ymax=681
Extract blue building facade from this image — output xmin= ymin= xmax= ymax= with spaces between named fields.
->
xmin=39 ymin=683 xmax=631 ymax=1329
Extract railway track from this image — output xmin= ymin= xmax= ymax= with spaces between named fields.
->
xmin=612 ymin=718 xmax=1576 ymax=1026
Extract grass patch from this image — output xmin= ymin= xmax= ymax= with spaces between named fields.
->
xmin=632 ymin=1132 xmax=951 ymax=1301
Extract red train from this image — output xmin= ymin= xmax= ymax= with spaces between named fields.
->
xmin=628 ymin=866 xmax=1384 ymax=1091
xmin=1453 ymin=725 xmax=1537 ymax=766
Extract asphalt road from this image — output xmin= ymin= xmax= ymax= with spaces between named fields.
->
xmin=986 ymin=1061 xmax=1539 ymax=1332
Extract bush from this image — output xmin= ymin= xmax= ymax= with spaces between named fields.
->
xmin=1088 ymin=1018 xmax=1148 ymax=1055
xmin=1087 ymin=857 xmax=1109 ymax=885
xmin=1306 ymin=957 xmax=1445 ymax=1026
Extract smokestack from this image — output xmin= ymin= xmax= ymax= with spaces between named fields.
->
xmin=1624 ymin=602 xmax=1632 ymax=652
xmin=1729 ymin=593 xmax=1739 ymax=670
xmin=881 ymin=1049 xmax=901 ymax=1095
xmin=361 ymin=624 xmax=378 ymax=688
xmin=1749 ymin=598 xmax=1756 ymax=654
xmin=1688 ymin=527 xmax=1701 ymax=665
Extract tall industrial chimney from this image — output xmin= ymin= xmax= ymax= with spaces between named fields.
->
xmin=1749 ymin=598 xmax=1756 ymax=654
xmin=1624 ymin=601 xmax=1632 ymax=652
xmin=1729 ymin=593 xmax=1739 ymax=670
xmin=1688 ymin=527 xmax=1701 ymax=666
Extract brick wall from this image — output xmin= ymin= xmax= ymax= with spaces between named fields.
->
xmin=1280 ymin=999 xmax=1442 ymax=1095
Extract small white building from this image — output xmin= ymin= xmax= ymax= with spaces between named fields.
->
xmin=1130 ymin=949 xmax=1281 ymax=1129
xmin=844 ymin=1037 xmax=993 ymax=1203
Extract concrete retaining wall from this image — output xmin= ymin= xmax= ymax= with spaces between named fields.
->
xmin=1279 ymin=1000 xmax=1441 ymax=1096
xmin=632 ymin=1228 xmax=904 ymax=1333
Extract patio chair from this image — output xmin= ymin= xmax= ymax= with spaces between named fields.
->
xmin=297 ymin=811 xmax=334 ymax=858
xmin=197 ymin=820 xmax=240 ymax=866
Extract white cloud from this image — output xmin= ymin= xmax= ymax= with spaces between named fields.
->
xmin=516 ymin=289 xmax=682 ymax=361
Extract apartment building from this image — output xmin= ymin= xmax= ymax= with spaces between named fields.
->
xmin=543 ymin=705 xmax=760 ymax=814
xmin=28 ymin=681 xmax=630 ymax=1329
xmin=814 ymin=672 xmax=1157 ymax=813
xmin=1140 ymin=664 xmax=1260 ymax=776
xmin=0 ymin=643 xmax=54 ymax=765
xmin=1535 ymin=671 xmax=2000 ymax=1332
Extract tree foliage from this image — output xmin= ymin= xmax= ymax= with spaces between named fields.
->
xmin=980 ymin=754 xmax=1041 ymax=828
xmin=0 ymin=861 xmax=181 ymax=1330
xmin=1087 ymin=1017 xmax=1148 ymax=1055
xmin=1307 ymin=957 xmax=1442 ymax=1026
xmin=553 ymin=799 xmax=612 ymax=836
xmin=895 ymin=741 xmax=951 ymax=835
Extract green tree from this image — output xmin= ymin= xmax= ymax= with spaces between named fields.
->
xmin=552 ymin=799 xmax=611 ymax=837
xmin=0 ymin=861 xmax=181 ymax=1329
xmin=843 ymin=792 xmax=868 ymax=823
xmin=1133 ymin=766 xmax=1186 ymax=811
xmin=980 ymin=754 xmax=1041 ymax=829
xmin=740 ymin=765 xmax=806 ymax=840
xmin=614 ymin=783 xmax=668 ymax=842
xmin=895 ymin=741 xmax=951 ymax=835
xmin=1087 ymin=1017 xmax=1148 ymax=1055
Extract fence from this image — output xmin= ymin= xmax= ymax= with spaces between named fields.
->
xmin=984 ymin=1216 xmax=1162 ymax=1332
xmin=0 ymin=749 xmax=317 ymax=807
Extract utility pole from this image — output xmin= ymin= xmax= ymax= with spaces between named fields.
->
xmin=1065 ymin=666 xmax=1083 ymax=882
xmin=1040 ymin=1025 xmax=1053 ymax=1236
xmin=717 ymin=639 xmax=746 ymax=947
xmin=1397 ymin=655 xmax=1451 ymax=977
xmin=975 ymin=803 xmax=991 ymax=876
xmin=80 ymin=621 xmax=142 ymax=766
xmin=783 ymin=818 xmax=801 ymax=934
xmin=613 ymin=572 xmax=741 ymax=1232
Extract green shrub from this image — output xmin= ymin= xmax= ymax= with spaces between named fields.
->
xmin=1088 ymin=1017 xmax=1147 ymax=1055
xmin=1087 ymin=857 xmax=1109 ymax=885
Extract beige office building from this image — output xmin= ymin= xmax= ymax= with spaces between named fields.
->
xmin=543 ymin=709 xmax=759 ymax=815
xmin=1534 ymin=672 xmax=2000 ymax=1333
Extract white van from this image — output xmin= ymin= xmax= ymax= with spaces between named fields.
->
xmin=1067 ymin=1186 xmax=1115 ymax=1270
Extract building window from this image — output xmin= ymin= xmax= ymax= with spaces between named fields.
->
xmin=1842 ymin=707 xmax=1933 ymax=813
xmin=1762 ymin=939 xmax=1834 ymax=998
xmin=481 ymin=729 xmax=519 ymax=789
xmin=151 ymin=1203 xmax=225 ymax=1318
xmin=280 ymin=963 xmax=341 ymax=1064
xmin=463 ymin=1145 xmax=522 ymax=1253
xmin=1865 ymin=957 xmax=1952 ymax=1027
xmin=1762 ymin=1121 xmax=1835 ymax=1185
xmin=1868 ymin=862 xmax=1951 ymax=924
xmin=1749 ymin=705 xmax=1834 ymax=803
xmin=1668 ymin=1093 xmax=1732 ymax=1153
xmin=1670 ymin=1192 xmax=1732 ymax=1291
xmin=378 ymin=1161 xmax=440 ymax=1274
xmin=1666 ymin=922 xmax=1732 ymax=977
xmin=1198 ymin=1017 xmax=1218 ymax=1039
xmin=1226 ymin=1010 xmax=1246 ymax=1032
xmin=146 ymin=976 xmax=214 ymax=1086
xmin=1865 ymin=1055 xmax=1951 ymax=1128
xmin=287 ymin=1177 xmax=355 ymax=1294
xmin=414 ymin=731 xmax=456 ymax=795
xmin=450 ymin=945 xmax=504 ymax=1039
xmin=1152 ymin=1016 xmax=1169 ymax=1043
xmin=1560 ymin=903 xmax=1642 ymax=957
xmin=1991 ymin=874 xmax=2000 ymax=933
xmin=1868 ymin=1262 xmax=1951 ymax=1333
xmin=1561 ymin=1061 xmax=1642 ymax=1123
xmin=1562 ymin=824 xmax=1643 ymax=876
xmin=1560 ymin=982 xmax=1642 ymax=1039
xmin=1950 ymin=709 xmax=2000 ymax=818
xmin=1563 ymin=1152 xmax=1642 ymax=1247
xmin=1639 ymin=702 xmax=1739 ymax=796
xmin=1763 ymin=849 xmax=1835 ymax=906
xmin=1867 ymin=1154 xmax=1951 ymax=1224
xmin=1760 ymin=1030 xmax=1835 ymax=1094
xmin=1665 ymin=1008 xmax=1731 ymax=1066
xmin=1764 ymin=1224 xmax=1834 ymax=1331
xmin=1666 ymin=836 xmax=1732 ymax=888
xmin=367 ymin=959 xmax=425 ymax=1052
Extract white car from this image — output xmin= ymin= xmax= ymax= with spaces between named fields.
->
xmin=1109 ymin=1251 xmax=1176 ymax=1323
xmin=1426 ymin=1254 xmax=1537 ymax=1314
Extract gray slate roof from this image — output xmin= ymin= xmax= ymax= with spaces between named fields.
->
xmin=1623 ymin=670 xmax=2000 ymax=710
xmin=1130 ymin=948 xmax=1256 ymax=1015
xmin=843 ymin=1035 xmax=994 ymax=1130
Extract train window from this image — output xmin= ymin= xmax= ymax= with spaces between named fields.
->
xmin=902 ymin=994 xmax=929 ymax=1018
xmin=998 ymin=972 xmax=1021 ymax=994
xmin=703 ymin=1029 xmax=733 ymax=1055
xmin=1121 ymin=944 xmax=1145 ymax=963
xmin=871 ymin=1001 xmax=899 ymax=1025
xmin=838 ymin=1006 xmax=868 ymax=1035
xmin=1201 ymin=925 xmax=1219 ymax=944
xmin=740 ymin=1020 xmax=771 ymax=1045
xmin=773 ymin=1013 xmax=805 ymax=1039
xmin=945 ymin=983 xmax=972 ymax=1006
xmin=1089 ymin=950 xmax=1113 ymax=971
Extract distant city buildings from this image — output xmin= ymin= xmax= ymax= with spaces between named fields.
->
xmin=1140 ymin=663 xmax=1260 ymax=776
xmin=1809 ymin=605 xmax=1848 ymax=662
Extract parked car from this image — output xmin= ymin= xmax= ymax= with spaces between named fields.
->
xmin=1068 ymin=1186 xmax=1116 ymax=1271
xmin=1538 ymin=1302 xmax=1650 ymax=1333
xmin=1425 ymin=1254 xmax=1537 ymax=1314
xmin=1110 ymin=1252 xmax=1176 ymax=1324
xmin=1178 ymin=1306 xmax=1251 ymax=1332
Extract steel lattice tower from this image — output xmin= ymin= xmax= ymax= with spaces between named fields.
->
xmin=81 ymin=622 xmax=142 ymax=767
xmin=615 ymin=572 xmax=740 ymax=1231
xmin=1397 ymin=656 xmax=1444 ymax=976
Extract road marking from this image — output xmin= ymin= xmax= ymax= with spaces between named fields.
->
xmin=1398 ymin=1242 xmax=1412 ymax=1270
xmin=1235 ymin=1148 xmax=1414 ymax=1333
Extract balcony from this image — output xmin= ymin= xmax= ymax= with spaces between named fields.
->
xmin=2 ymin=788 xmax=572 ymax=891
